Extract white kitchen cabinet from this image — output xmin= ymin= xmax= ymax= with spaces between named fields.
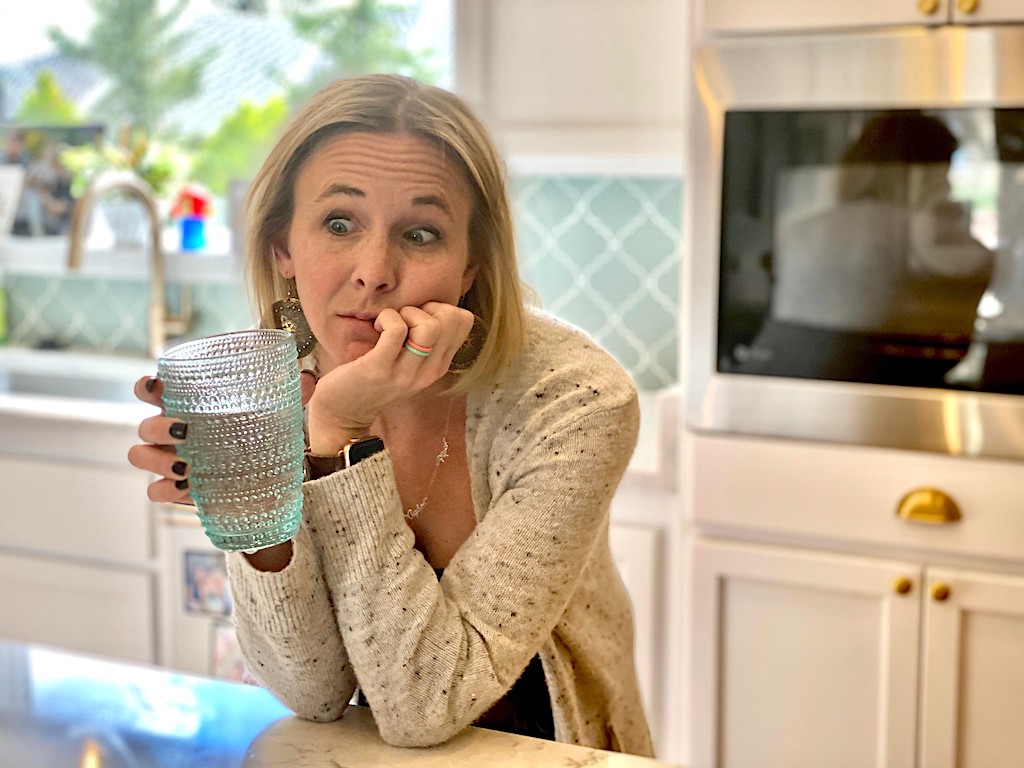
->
xmin=0 ymin=398 xmax=158 ymax=664
xmin=0 ymin=551 xmax=155 ymax=664
xmin=609 ymin=522 xmax=663 ymax=740
xmin=921 ymin=568 xmax=1024 ymax=768
xmin=700 ymin=0 xmax=1024 ymax=37
xmin=691 ymin=539 xmax=921 ymax=768
xmin=692 ymin=541 xmax=1024 ymax=768
xmin=685 ymin=433 xmax=1024 ymax=768
xmin=454 ymin=0 xmax=686 ymax=158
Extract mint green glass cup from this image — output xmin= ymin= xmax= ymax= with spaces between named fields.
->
xmin=158 ymin=329 xmax=304 ymax=552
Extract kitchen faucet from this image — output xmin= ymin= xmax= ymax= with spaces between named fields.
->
xmin=66 ymin=169 xmax=192 ymax=358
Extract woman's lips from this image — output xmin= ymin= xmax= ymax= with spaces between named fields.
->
xmin=336 ymin=314 xmax=379 ymax=336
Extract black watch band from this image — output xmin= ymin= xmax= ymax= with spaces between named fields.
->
xmin=305 ymin=435 xmax=385 ymax=480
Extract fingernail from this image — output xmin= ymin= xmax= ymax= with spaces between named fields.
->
xmin=169 ymin=422 xmax=188 ymax=440
xmin=144 ymin=376 xmax=157 ymax=393
xmin=171 ymin=461 xmax=188 ymax=477
xmin=175 ymin=478 xmax=189 ymax=491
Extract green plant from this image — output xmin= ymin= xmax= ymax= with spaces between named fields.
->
xmin=16 ymin=70 xmax=80 ymax=125
xmin=47 ymin=0 xmax=213 ymax=135
xmin=189 ymin=97 xmax=289 ymax=195
xmin=60 ymin=128 xmax=190 ymax=199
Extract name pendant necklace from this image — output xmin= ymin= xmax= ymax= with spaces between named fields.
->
xmin=404 ymin=398 xmax=455 ymax=520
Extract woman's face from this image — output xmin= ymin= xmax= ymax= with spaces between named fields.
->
xmin=274 ymin=131 xmax=478 ymax=369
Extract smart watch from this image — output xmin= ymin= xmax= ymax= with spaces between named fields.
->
xmin=305 ymin=435 xmax=385 ymax=480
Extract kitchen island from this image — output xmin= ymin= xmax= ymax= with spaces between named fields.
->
xmin=0 ymin=639 xmax=681 ymax=767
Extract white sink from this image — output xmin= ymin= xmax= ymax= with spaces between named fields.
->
xmin=0 ymin=347 xmax=154 ymax=403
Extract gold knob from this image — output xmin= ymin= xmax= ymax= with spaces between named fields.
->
xmin=918 ymin=0 xmax=940 ymax=14
xmin=931 ymin=582 xmax=951 ymax=602
xmin=896 ymin=489 xmax=962 ymax=525
xmin=958 ymin=0 xmax=979 ymax=13
xmin=893 ymin=577 xmax=913 ymax=595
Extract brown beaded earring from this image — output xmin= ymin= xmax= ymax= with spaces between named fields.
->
xmin=272 ymin=278 xmax=317 ymax=358
xmin=450 ymin=293 xmax=486 ymax=373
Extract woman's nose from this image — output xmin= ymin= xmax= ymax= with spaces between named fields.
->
xmin=350 ymin=234 xmax=397 ymax=292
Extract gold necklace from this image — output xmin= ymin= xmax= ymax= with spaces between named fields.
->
xmin=404 ymin=398 xmax=454 ymax=520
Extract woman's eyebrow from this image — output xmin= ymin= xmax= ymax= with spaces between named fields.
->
xmin=316 ymin=183 xmax=364 ymax=202
xmin=412 ymin=194 xmax=451 ymax=215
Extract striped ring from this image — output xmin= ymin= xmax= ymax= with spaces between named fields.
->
xmin=403 ymin=340 xmax=432 ymax=358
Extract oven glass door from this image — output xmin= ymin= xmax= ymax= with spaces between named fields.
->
xmin=717 ymin=107 xmax=1024 ymax=395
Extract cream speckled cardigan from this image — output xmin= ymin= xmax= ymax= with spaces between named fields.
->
xmin=226 ymin=311 xmax=654 ymax=757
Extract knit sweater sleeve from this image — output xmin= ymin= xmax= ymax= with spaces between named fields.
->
xmin=226 ymin=510 xmax=357 ymax=721
xmin=301 ymin=371 xmax=639 ymax=748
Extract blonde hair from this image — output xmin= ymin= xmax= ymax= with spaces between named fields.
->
xmin=245 ymin=74 xmax=531 ymax=392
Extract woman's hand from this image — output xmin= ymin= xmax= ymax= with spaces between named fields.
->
xmin=126 ymin=376 xmax=193 ymax=504
xmin=306 ymin=301 xmax=474 ymax=455
xmin=127 ymin=367 xmax=322 ymax=502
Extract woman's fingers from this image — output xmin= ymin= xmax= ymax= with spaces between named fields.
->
xmin=419 ymin=302 xmax=475 ymax=368
xmin=127 ymin=441 xmax=192 ymax=503
xmin=146 ymin=476 xmax=194 ymax=504
xmin=137 ymin=413 xmax=190 ymax=445
xmin=134 ymin=375 xmax=163 ymax=407
xmin=300 ymin=369 xmax=318 ymax=406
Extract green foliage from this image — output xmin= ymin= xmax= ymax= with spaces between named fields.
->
xmin=16 ymin=70 xmax=80 ymax=125
xmin=286 ymin=0 xmax=439 ymax=98
xmin=60 ymin=128 xmax=190 ymax=198
xmin=189 ymin=97 xmax=289 ymax=195
xmin=46 ymin=0 xmax=215 ymax=135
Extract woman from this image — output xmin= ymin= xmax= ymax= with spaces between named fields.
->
xmin=128 ymin=74 xmax=653 ymax=756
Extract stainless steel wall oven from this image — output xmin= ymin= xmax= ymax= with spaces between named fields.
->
xmin=686 ymin=26 xmax=1024 ymax=460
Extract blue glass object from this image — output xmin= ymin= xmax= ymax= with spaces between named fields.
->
xmin=158 ymin=330 xmax=304 ymax=552
xmin=180 ymin=216 xmax=207 ymax=250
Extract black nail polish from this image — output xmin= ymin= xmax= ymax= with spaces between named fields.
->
xmin=171 ymin=461 xmax=188 ymax=477
xmin=175 ymin=478 xmax=189 ymax=491
xmin=144 ymin=377 xmax=157 ymax=393
xmin=169 ymin=422 xmax=188 ymax=440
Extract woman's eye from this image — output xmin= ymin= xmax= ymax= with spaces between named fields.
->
xmin=327 ymin=216 xmax=354 ymax=235
xmin=407 ymin=227 xmax=440 ymax=244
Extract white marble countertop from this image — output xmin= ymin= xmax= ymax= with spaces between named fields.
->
xmin=0 ymin=640 xmax=682 ymax=767
xmin=244 ymin=705 xmax=677 ymax=767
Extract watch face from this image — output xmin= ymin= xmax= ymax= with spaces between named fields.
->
xmin=345 ymin=436 xmax=385 ymax=465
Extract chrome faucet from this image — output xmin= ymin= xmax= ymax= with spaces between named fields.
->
xmin=67 ymin=169 xmax=192 ymax=358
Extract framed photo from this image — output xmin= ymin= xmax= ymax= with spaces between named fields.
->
xmin=183 ymin=549 xmax=232 ymax=618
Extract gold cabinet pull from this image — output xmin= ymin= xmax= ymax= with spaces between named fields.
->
xmin=931 ymin=582 xmax=952 ymax=602
xmin=893 ymin=577 xmax=913 ymax=595
xmin=918 ymin=0 xmax=940 ymax=14
xmin=957 ymin=0 xmax=979 ymax=13
xmin=896 ymin=489 xmax=962 ymax=525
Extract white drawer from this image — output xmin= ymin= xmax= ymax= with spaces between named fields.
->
xmin=0 ymin=550 xmax=155 ymax=663
xmin=0 ymin=455 xmax=153 ymax=563
xmin=690 ymin=433 xmax=1024 ymax=565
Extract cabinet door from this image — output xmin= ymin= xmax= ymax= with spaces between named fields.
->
xmin=691 ymin=539 xmax=921 ymax=768
xmin=608 ymin=523 xmax=662 ymax=739
xmin=701 ymin=0 xmax=945 ymax=35
xmin=0 ymin=552 xmax=154 ymax=664
xmin=455 ymin=0 xmax=686 ymax=156
xmin=952 ymin=0 xmax=1024 ymax=24
xmin=921 ymin=568 xmax=1024 ymax=768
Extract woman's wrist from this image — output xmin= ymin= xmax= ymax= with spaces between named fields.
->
xmin=243 ymin=540 xmax=294 ymax=572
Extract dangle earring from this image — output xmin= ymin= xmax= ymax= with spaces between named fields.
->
xmin=450 ymin=292 xmax=487 ymax=373
xmin=272 ymin=278 xmax=317 ymax=358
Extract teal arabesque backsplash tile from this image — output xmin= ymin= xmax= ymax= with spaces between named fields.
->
xmin=7 ymin=272 xmax=253 ymax=354
xmin=6 ymin=174 xmax=681 ymax=388
xmin=511 ymin=174 xmax=682 ymax=390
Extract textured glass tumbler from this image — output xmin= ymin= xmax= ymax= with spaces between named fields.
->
xmin=158 ymin=329 xmax=305 ymax=552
